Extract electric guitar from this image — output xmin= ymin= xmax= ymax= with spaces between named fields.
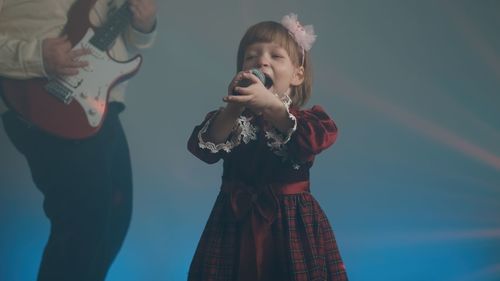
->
xmin=0 ymin=1 xmax=142 ymax=139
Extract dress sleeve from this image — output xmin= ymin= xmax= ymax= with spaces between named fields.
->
xmin=187 ymin=109 xmax=258 ymax=164
xmin=286 ymin=105 xmax=338 ymax=163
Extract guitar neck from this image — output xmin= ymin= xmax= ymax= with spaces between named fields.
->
xmin=90 ymin=3 xmax=132 ymax=51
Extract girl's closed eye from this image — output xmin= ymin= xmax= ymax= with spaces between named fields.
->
xmin=244 ymin=52 xmax=258 ymax=60
xmin=271 ymin=49 xmax=288 ymax=59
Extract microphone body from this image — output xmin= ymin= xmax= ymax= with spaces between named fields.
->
xmin=232 ymin=69 xmax=270 ymax=95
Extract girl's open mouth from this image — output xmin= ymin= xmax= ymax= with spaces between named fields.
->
xmin=263 ymin=73 xmax=273 ymax=89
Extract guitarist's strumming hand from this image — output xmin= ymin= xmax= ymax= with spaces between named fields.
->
xmin=42 ymin=36 xmax=90 ymax=77
xmin=129 ymin=0 xmax=158 ymax=33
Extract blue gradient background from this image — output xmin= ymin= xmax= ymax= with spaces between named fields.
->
xmin=1 ymin=1 xmax=499 ymax=280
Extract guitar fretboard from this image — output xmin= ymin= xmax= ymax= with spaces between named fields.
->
xmin=90 ymin=3 xmax=132 ymax=51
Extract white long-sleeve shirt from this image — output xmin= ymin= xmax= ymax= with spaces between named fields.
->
xmin=0 ymin=0 xmax=156 ymax=114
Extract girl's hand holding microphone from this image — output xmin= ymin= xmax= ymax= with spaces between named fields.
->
xmin=223 ymin=70 xmax=282 ymax=116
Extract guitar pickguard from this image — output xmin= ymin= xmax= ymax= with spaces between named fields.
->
xmin=46 ymin=28 xmax=142 ymax=128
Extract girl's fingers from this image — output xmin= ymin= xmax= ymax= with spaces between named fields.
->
xmin=240 ymin=71 xmax=260 ymax=84
xmin=227 ymin=69 xmax=262 ymax=95
xmin=223 ymin=94 xmax=251 ymax=103
xmin=228 ymin=71 xmax=248 ymax=94
xmin=233 ymin=86 xmax=249 ymax=95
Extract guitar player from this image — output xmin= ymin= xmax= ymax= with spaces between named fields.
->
xmin=0 ymin=0 xmax=157 ymax=280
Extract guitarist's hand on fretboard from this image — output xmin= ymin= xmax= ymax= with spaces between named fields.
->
xmin=128 ymin=0 xmax=157 ymax=33
xmin=42 ymin=36 xmax=90 ymax=77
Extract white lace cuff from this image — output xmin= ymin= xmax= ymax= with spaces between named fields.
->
xmin=198 ymin=109 xmax=258 ymax=153
xmin=264 ymin=95 xmax=297 ymax=151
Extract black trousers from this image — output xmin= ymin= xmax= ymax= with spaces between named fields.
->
xmin=2 ymin=102 xmax=133 ymax=281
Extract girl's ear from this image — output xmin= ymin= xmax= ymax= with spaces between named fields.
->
xmin=291 ymin=65 xmax=305 ymax=86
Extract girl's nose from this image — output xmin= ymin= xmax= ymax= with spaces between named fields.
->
xmin=256 ymin=55 xmax=270 ymax=67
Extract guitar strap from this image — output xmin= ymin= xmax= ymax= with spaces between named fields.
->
xmin=64 ymin=0 xmax=99 ymax=46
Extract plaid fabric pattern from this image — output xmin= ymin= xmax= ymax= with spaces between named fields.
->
xmin=280 ymin=194 xmax=347 ymax=281
xmin=188 ymin=190 xmax=348 ymax=281
xmin=189 ymin=193 xmax=238 ymax=281
xmin=188 ymin=105 xmax=346 ymax=280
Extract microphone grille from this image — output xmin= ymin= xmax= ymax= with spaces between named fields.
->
xmin=250 ymin=69 xmax=266 ymax=84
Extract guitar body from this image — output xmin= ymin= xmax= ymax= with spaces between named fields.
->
xmin=0 ymin=1 xmax=141 ymax=139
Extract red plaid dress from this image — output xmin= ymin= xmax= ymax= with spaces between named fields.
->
xmin=187 ymin=105 xmax=348 ymax=281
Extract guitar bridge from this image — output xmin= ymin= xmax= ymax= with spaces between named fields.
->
xmin=45 ymin=80 xmax=74 ymax=104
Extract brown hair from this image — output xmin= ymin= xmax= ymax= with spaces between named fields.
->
xmin=236 ymin=21 xmax=313 ymax=107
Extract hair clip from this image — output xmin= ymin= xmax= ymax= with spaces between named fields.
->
xmin=280 ymin=13 xmax=317 ymax=52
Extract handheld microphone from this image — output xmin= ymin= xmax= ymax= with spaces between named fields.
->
xmin=232 ymin=69 xmax=272 ymax=95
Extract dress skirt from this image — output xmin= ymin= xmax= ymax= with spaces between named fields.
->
xmin=188 ymin=189 xmax=348 ymax=281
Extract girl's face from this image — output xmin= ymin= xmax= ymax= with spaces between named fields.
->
xmin=242 ymin=42 xmax=304 ymax=96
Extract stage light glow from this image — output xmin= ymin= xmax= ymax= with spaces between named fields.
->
xmin=324 ymin=69 xmax=500 ymax=172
